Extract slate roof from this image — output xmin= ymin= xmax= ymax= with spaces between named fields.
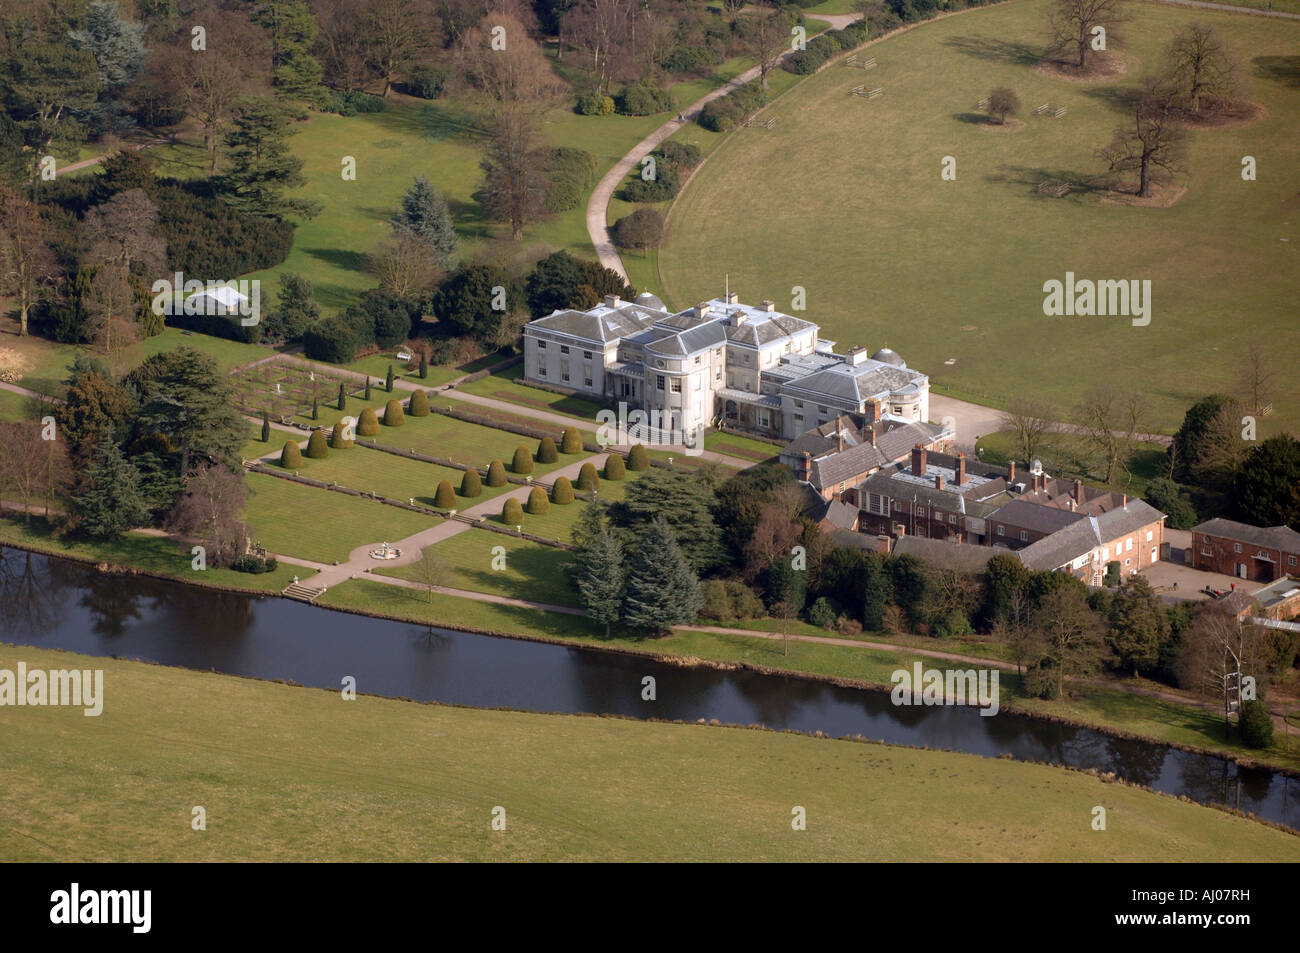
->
xmin=529 ymin=303 xmax=661 ymax=343
xmin=987 ymin=499 xmax=1088 ymax=536
xmin=1192 ymin=518 xmax=1300 ymax=552
xmin=893 ymin=536 xmax=1001 ymax=574
xmin=1096 ymin=499 xmax=1165 ymax=539
xmin=810 ymin=443 xmax=888 ymax=488
xmin=782 ymin=363 xmax=922 ymax=405
xmin=1016 ymin=519 xmax=1102 ymax=571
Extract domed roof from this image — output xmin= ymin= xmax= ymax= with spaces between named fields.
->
xmin=872 ymin=347 xmax=905 ymax=367
xmin=635 ymin=291 xmax=666 ymax=312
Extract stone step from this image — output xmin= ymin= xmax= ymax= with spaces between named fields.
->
xmin=282 ymin=583 xmax=326 ymax=602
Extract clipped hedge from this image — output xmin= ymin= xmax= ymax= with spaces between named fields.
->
xmin=627 ymin=444 xmax=650 ymax=471
xmin=502 ymin=497 xmax=525 ymax=524
xmin=357 ymin=407 xmax=381 ymax=436
xmin=603 ymin=453 xmax=626 ymax=480
xmin=383 ymin=399 xmax=405 ymax=427
xmin=305 ymin=430 xmax=329 ymax=459
xmin=511 ymin=445 xmax=534 ymax=474
xmin=536 ymin=437 xmax=559 ymax=464
xmin=408 ymin=389 xmax=430 ymax=417
xmin=551 ymin=476 xmax=575 ymax=504
xmin=576 ymin=462 xmax=599 ymax=491
xmin=561 ymin=428 xmax=583 ymax=454
xmin=330 ymin=422 xmax=354 ymax=449
xmin=460 ymin=468 xmax=483 ymax=497
xmin=526 ymin=486 xmax=550 ymax=515
xmin=280 ymin=440 xmax=303 ymax=468
xmin=486 ymin=459 xmax=507 ymax=486
xmin=434 ymin=480 xmax=457 ymax=509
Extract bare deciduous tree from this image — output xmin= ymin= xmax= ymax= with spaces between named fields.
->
xmin=1164 ymin=22 xmax=1238 ymax=114
xmin=166 ymin=463 xmax=249 ymax=567
xmin=1097 ymin=79 xmax=1186 ymax=198
xmin=1174 ymin=604 xmax=1270 ymax=725
xmin=459 ymin=14 xmax=567 ymax=111
xmin=81 ymin=189 xmax=167 ymax=281
xmin=1000 ymin=398 xmax=1057 ymax=465
xmin=0 ymin=187 xmax=59 ymax=337
xmin=744 ymin=2 xmax=788 ymax=90
xmin=370 ymin=230 xmax=444 ymax=300
xmin=1046 ymin=0 xmax=1123 ymax=69
xmin=1238 ymin=341 xmax=1275 ymax=415
xmin=0 ymin=420 xmax=69 ymax=521
xmin=986 ymin=86 xmax=1020 ymax=124
xmin=1032 ymin=586 xmax=1107 ymax=698
xmin=564 ymin=0 xmax=636 ymax=95
xmin=1075 ymin=387 xmax=1144 ymax=486
xmin=477 ymin=110 xmax=550 ymax=240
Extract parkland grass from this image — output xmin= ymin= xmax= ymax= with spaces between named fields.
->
xmin=659 ymin=0 xmax=1300 ymax=431
xmin=8 ymin=642 xmax=1291 ymax=861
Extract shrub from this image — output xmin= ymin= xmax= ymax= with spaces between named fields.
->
xmin=383 ymin=399 xmax=405 ymax=427
xmin=620 ymin=161 xmax=682 ymax=202
xmin=653 ymin=141 xmax=701 ymax=170
xmin=231 ymin=555 xmax=278 ymax=574
xmin=698 ymin=578 xmax=766 ymax=624
xmin=935 ymin=608 xmax=974 ymax=638
xmin=615 ymin=80 xmax=675 ymax=116
xmin=325 ymin=90 xmax=386 ymax=116
xmin=808 ymin=597 xmax=837 ymax=629
xmin=305 ymin=430 xmax=329 ymax=459
xmin=152 ymin=180 xmax=294 ymax=279
xmin=460 ymin=468 xmax=483 ymax=497
xmin=536 ymin=436 xmax=559 ymax=463
xmin=408 ymin=389 xmax=430 ymax=417
xmin=576 ymin=462 xmax=599 ymax=491
xmin=526 ymin=486 xmax=550 ymax=515
xmin=561 ymin=428 xmax=583 ymax=453
xmin=541 ymin=147 xmax=598 ymax=213
xmin=611 ymin=208 xmax=665 ymax=254
xmin=357 ymin=407 xmax=381 ymax=436
xmin=280 ymin=440 xmax=303 ymax=468
xmin=502 ymin=497 xmax=524 ymax=525
xmin=302 ymin=317 xmax=357 ymax=363
xmin=511 ymin=444 xmax=534 ymax=474
xmin=697 ymin=81 xmax=768 ymax=131
xmin=1239 ymin=699 xmax=1274 ymax=748
xmin=575 ymin=92 xmax=615 ymax=115
xmin=330 ymin=421 xmax=354 ymax=449
xmin=486 ymin=459 xmax=507 ymax=486
xmin=1144 ymin=477 xmax=1198 ymax=530
xmin=403 ymin=64 xmax=447 ymax=99
xmin=603 ymin=453 xmax=626 ymax=480
xmin=660 ymin=44 xmax=725 ymax=74
xmin=434 ymin=480 xmax=457 ymax=509
xmin=627 ymin=444 xmax=650 ymax=470
xmin=786 ymin=47 xmax=830 ymax=74
xmin=551 ymin=476 xmax=575 ymax=504
xmin=1104 ymin=561 xmax=1122 ymax=587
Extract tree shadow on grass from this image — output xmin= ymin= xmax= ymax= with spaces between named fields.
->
xmin=310 ymin=282 xmax=364 ymax=312
xmin=1079 ymin=83 xmax=1144 ymax=115
xmin=942 ymin=35 xmax=1042 ymax=68
xmin=953 ymin=112 xmax=998 ymax=125
xmin=1253 ymin=55 xmax=1300 ymax=88
xmin=300 ymin=247 xmax=371 ymax=273
xmin=456 ymin=546 xmax=579 ymax=609
xmin=984 ymin=164 xmax=1107 ymax=201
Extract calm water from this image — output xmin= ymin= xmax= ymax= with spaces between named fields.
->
xmin=3 ymin=546 xmax=1298 ymax=831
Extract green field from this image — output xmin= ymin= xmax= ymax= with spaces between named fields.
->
xmin=0 ymin=516 xmax=308 ymax=593
xmin=6 ymin=642 xmax=1291 ymax=861
xmin=242 ymin=472 xmax=437 ymax=564
xmin=659 ymin=0 xmax=1300 ymax=432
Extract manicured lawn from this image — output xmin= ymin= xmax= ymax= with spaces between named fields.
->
xmin=485 ymin=493 xmax=593 ymax=543
xmin=453 ymin=363 xmax=609 ymax=422
xmin=976 ymin=429 xmax=1169 ymax=499
xmin=658 ymin=0 xmax=1300 ymax=431
xmin=380 ymin=532 xmax=581 ymax=609
xmin=704 ymin=429 xmax=782 ymax=462
xmin=341 ymin=353 xmax=465 ymax=388
xmin=0 ymin=515 xmax=307 ymax=593
xmin=9 ymin=641 xmax=1295 ymax=861
xmin=242 ymin=472 xmax=436 ymax=564
xmin=0 ymin=388 xmax=45 ymax=423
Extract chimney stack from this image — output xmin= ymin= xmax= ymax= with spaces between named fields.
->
xmin=935 ymin=473 xmax=945 ymax=491
xmin=956 ymin=452 xmax=966 ymax=486
xmin=725 ymin=291 xmax=739 ymax=305
xmin=864 ymin=398 xmax=880 ymax=424
xmin=694 ymin=302 xmax=711 ymax=320
xmin=912 ymin=443 xmax=927 ymax=477
xmin=760 ymin=299 xmax=775 ymax=312
xmin=867 ymin=427 xmax=877 ymax=447
xmin=801 ymin=451 xmax=811 ymax=482
xmin=1073 ymin=479 xmax=1084 ymax=505
xmin=1007 ymin=460 xmax=1016 ymax=484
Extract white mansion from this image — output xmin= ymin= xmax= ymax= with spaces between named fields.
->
xmin=522 ymin=290 xmax=931 ymax=442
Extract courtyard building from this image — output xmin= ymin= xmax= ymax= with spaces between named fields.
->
xmin=1190 ymin=518 xmax=1300 ymax=582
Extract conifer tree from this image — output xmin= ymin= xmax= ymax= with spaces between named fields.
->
xmin=622 ymin=516 xmax=702 ymax=632
xmin=391 ymin=176 xmax=458 ymax=266
xmin=73 ymin=441 xmax=150 ymax=539
xmin=575 ymin=513 xmax=626 ymax=637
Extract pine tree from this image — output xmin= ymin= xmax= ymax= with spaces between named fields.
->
xmin=251 ymin=0 xmax=326 ymax=105
xmin=217 ymin=96 xmax=319 ymax=220
xmin=261 ymin=412 xmax=270 ymax=442
xmin=622 ymin=516 xmax=702 ymax=632
xmin=391 ymin=176 xmax=458 ymax=266
xmin=575 ymin=515 xmax=626 ymax=637
xmin=73 ymin=442 xmax=150 ymax=539
xmin=385 ymin=364 xmax=394 ymax=392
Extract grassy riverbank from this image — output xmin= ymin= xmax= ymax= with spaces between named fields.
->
xmin=321 ymin=578 xmax=1300 ymax=775
xmin=2 ymin=643 xmax=1294 ymax=861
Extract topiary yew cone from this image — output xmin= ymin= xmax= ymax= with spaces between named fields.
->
xmin=434 ymin=480 xmax=457 ymax=509
xmin=627 ymin=444 xmax=650 ymax=470
xmin=502 ymin=497 xmax=524 ymax=524
xmin=536 ymin=436 xmax=558 ymax=463
xmin=511 ymin=445 xmax=534 ymax=474
xmin=576 ymin=462 xmax=598 ymax=491
xmin=460 ymin=468 xmax=483 ymax=497
xmin=383 ymin=399 xmax=405 ymax=427
xmin=486 ymin=459 xmax=507 ymax=486
xmin=551 ymin=476 xmax=574 ymax=504
xmin=561 ymin=428 xmax=583 ymax=454
xmin=305 ymin=430 xmax=329 ymax=459
xmin=357 ymin=407 xmax=381 ymax=436
xmin=280 ymin=440 xmax=303 ymax=468
xmin=526 ymin=486 xmax=550 ymax=515
xmin=408 ymin=390 xmax=430 ymax=417
xmin=603 ymin=453 xmax=626 ymax=480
